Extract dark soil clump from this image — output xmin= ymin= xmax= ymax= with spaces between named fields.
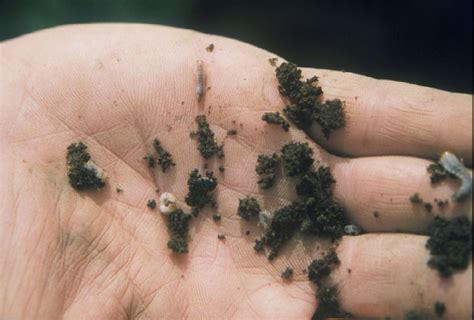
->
xmin=143 ymin=155 xmax=156 ymax=168
xmin=424 ymin=202 xmax=433 ymax=212
xmin=153 ymin=139 xmax=175 ymax=172
xmin=410 ymin=193 xmax=423 ymax=204
xmin=296 ymin=167 xmax=335 ymax=199
xmin=259 ymin=165 xmax=347 ymax=259
xmin=191 ymin=115 xmax=223 ymax=159
xmin=264 ymin=200 xmax=308 ymax=258
xmin=307 ymin=250 xmax=340 ymax=285
xmin=275 ymin=62 xmax=345 ymax=137
xmin=315 ymin=99 xmax=345 ymax=138
xmin=427 ymin=162 xmax=455 ymax=183
xmin=206 ymin=43 xmax=214 ymax=52
xmin=238 ymin=196 xmax=261 ymax=220
xmin=185 ymin=169 xmax=217 ymax=215
xmin=167 ymin=209 xmax=192 ymax=253
xmin=281 ymin=267 xmax=293 ymax=280
xmin=434 ymin=301 xmax=445 ymax=317
xmin=312 ymin=286 xmax=348 ymax=320
xmin=255 ymin=153 xmax=279 ymax=189
xmin=262 ymin=112 xmax=290 ymax=131
xmin=403 ymin=310 xmax=432 ymax=320
xmin=66 ymin=142 xmax=106 ymax=190
xmin=147 ymin=199 xmax=156 ymax=209
xmin=280 ymin=142 xmax=314 ymax=176
xmin=254 ymin=237 xmax=266 ymax=252
xmin=227 ymin=129 xmax=237 ymax=136
xmin=268 ymin=57 xmax=278 ymax=66
xmin=426 ymin=216 xmax=472 ymax=277
xmin=435 ymin=199 xmax=449 ymax=208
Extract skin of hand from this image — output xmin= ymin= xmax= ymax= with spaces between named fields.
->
xmin=0 ymin=24 xmax=472 ymax=319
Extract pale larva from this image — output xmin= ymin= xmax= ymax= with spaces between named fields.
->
xmin=159 ymin=192 xmax=177 ymax=215
xmin=258 ymin=210 xmax=273 ymax=231
xmin=196 ymin=60 xmax=204 ymax=102
xmin=439 ymin=151 xmax=472 ymax=201
xmin=344 ymin=224 xmax=362 ymax=236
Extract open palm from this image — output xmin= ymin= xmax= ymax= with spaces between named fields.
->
xmin=1 ymin=24 xmax=472 ymax=319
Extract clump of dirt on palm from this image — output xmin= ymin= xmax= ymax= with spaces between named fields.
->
xmin=185 ymin=169 xmax=217 ymax=216
xmin=167 ymin=208 xmax=192 ymax=253
xmin=66 ymin=142 xmax=106 ymax=190
xmin=425 ymin=215 xmax=472 ymax=277
xmin=427 ymin=162 xmax=455 ymax=183
xmin=191 ymin=115 xmax=224 ymax=159
xmin=153 ymin=139 xmax=176 ymax=172
xmin=255 ymin=161 xmax=347 ymax=259
xmin=308 ymin=250 xmax=340 ymax=285
xmin=262 ymin=112 xmax=290 ymax=131
xmin=280 ymin=142 xmax=314 ymax=176
xmin=237 ymin=196 xmax=261 ymax=220
xmin=255 ymin=153 xmax=279 ymax=189
xmin=281 ymin=267 xmax=293 ymax=280
xmin=305 ymin=250 xmax=349 ymax=320
xmin=275 ymin=62 xmax=345 ymax=138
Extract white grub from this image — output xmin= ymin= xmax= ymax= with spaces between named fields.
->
xmin=439 ymin=151 xmax=472 ymax=201
xmin=159 ymin=192 xmax=177 ymax=215
xmin=344 ymin=224 xmax=362 ymax=236
xmin=258 ymin=210 xmax=273 ymax=231
xmin=83 ymin=160 xmax=107 ymax=180
xmin=196 ymin=60 xmax=205 ymax=102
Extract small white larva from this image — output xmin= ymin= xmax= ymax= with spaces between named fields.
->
xmin=196 ymin=60 xmax=204 ymax=102
xmin=83 ymin=160 xmax=107 ymax=181
xmin=159 ymin=192 xmax=177 ymax=215
xmin=258 ymin=210 xmax=273 ymax=231
xmin=439 ymin=151 xmax=472 ymax=201
xmin=344 ymin=224 xmax=362 ymax=236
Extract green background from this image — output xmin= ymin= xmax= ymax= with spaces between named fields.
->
xmin=1 ymin=0 xmax=471 ymax=93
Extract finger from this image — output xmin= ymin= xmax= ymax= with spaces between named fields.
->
xmin=332 ymin=234 xmax=472 ymax=319
xmin=302 ymin=68 xmax=472 ymax=166
xmin=330 ymin=155 xmax=472 ymax=233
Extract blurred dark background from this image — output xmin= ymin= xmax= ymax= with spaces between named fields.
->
xmin=1 ymin=0 xmax=471 ymax=93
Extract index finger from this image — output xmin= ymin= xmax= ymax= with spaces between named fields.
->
xmin=303 ymin=68 xmax=472 ymax=166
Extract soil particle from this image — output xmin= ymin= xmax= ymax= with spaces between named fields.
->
xmin=262 ymin=112 xmax=290 ymax=131
xmin=147 ymin=199 xmax=157 ymax=209
xmin=281 ymin=267 xmax=293 ymax=280
xmin=427 ymin=162 xmax=455 ymax=183
xmin=143 ymin=155 xmax=157 ymax=168
xmin=254 ymin=237 xmax=266 ymax=252
xmin=434 ymin=301 xmax=445 ymax=317
xmin=206 ymin=43 xmax=214 ymax=52
xmin=237 ymin=196 xmax=261 ymax=220
xmin=410 ymin=193 xmax=423 ymax=204
xmin=255 ymin=153 xmax=279 ymax=189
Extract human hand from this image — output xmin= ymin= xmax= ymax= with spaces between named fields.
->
xmin=1 ymin=24 xmax=471 ymax=319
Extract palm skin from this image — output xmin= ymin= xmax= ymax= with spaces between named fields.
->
xmin=0 ymin=24 xmax=472 ymax=319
